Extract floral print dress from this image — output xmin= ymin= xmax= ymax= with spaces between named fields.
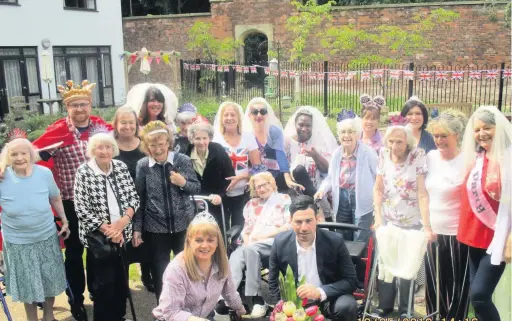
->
xmin=377 ymin=147 xmax=427 ymax=227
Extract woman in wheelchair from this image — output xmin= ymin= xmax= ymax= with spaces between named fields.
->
xmin=220 ymin=171 xmax=291 ymax=318
xmin=153 ymin=212 xmax=246 ymax=321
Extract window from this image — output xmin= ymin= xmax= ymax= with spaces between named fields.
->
xmin=0 ymin=0 xmax=19 ymax=5
xmin=64 ymin=0 xmax=96 ymax=10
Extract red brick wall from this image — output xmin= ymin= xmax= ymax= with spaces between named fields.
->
xmin=123 ymin=1 xmax=510 ymax=87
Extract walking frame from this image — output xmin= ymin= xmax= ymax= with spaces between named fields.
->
xmin=362 ymin=237 xmax=440 ymax=320
xmin=190 ymin=195 xmax=228 ymax=248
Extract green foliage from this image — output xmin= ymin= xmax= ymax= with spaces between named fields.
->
xmin=322 ymin=8 xmax=459 ymax=65
xmin=278 ymin=265 xmax=306 ymax=307
xmin=285 ymin=0 xmax=336 ymax=62
xmin=506 ymin=2 xmax=511 ymax=27
xmin=186 ymin=21 xmax=242 ymax=64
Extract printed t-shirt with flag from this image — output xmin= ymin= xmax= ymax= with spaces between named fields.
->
xmin=213 ymin=132 xmax=258 ymax=197
xmin=285 ymin=137 xmax=331 ymax=187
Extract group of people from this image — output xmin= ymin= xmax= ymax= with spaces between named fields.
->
xmin=0 ymin=79 xmax=509 ymax=321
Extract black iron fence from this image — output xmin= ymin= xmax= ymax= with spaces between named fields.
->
xmin=180 ymin=59 xmax=512 ymax=117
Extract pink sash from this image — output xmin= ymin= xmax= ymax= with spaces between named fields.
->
xmin=466 ymin=152 xmax=497 ymax=230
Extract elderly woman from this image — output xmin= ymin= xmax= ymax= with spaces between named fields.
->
xmin=0 ymin=137 xmax=69 ymax=321
xmin=401 ymin=97 xmax=436 ymax=153
xmin=185 ymin=122 xmax=235 ymax=230
xmin=153 ymin=211 xmax=246 ymax=321
xmin=244 ymin=97 xmax=303 ymax=193
xmin=457 ymin=106 xmax=511 ymax=321
xmin=74 ymin=131 xmax=140 ymax=321
xmin=133 ymin=121 xmax=201 ymax=300
xmin=227 ymin=171 xmax=291 ymax=318
xmin=315 ymin=116 xmax=377 ymax=243
xmin=373 ymin=126 xmax=435 ymax=319
xmin=359 ymin=94 xmax=385 ymax=153
xmin=424 ymin=110 xmax=470 ymax=320
xmin=112 ymin=105 xmax=154 ymax=292
xmin=175 ymin=103 xmax=197 ymax=154
xmin=213 ymin=102 xmax=261 ymax=228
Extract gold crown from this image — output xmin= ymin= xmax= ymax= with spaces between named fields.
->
xmin=57 ymin=80 xmax=96 ymax=104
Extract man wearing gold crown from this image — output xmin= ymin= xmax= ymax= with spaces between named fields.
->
xmin=32 ymin=80 xmax=112 ymax=321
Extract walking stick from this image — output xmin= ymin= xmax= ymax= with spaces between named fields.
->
xmin=118 ymin=243 xmax=137 ymax=321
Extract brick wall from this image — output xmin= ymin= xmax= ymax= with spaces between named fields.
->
xmin=123 ymin=1 xmax=511 ymax=88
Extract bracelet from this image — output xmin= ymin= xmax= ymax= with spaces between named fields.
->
xmin=125 ymin=215 xmax=132 ymax=222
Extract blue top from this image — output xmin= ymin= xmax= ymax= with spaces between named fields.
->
xmin=418 ymin=129 xmax=437 ymax=154
xmin=0 ymin=165 xmax=60 ymax=244
xmin=258 ymin=125 xmax=290 ymax=176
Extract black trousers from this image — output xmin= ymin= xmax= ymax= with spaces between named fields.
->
xmin=468 ymin=246 xmax=506 ymax=321
xmin=62 ymin=200 xmax=88 ymax=306
xmin=320 ymin=294 xmax=358 ymax=321
xmin=425 ymin=235 xmax=470 ymax=321
xmin=223 ymin=193 xmax=249 ymax=230
xmin=145 ymin=231 xmax=186 ymax=300
xmin=87 ymin=247 xmax=128 ymax=321
xmin=378 ymin=277 xmax=414 ymax=315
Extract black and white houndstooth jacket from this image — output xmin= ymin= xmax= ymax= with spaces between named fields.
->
xmin=74 ymin=159 xmax=140 ymax=247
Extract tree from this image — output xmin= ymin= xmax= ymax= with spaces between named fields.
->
xmin=186 ymin=21 xmax=242 ymax=63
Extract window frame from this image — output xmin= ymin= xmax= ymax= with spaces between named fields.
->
xmin=63 ymin=0 xmax=97 ymax=12
xmin=0 ymin=0 xmax=20 ymax=6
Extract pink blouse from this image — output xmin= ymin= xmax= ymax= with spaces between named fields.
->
xmin=153 ymin=252 xmax=243 ymax=321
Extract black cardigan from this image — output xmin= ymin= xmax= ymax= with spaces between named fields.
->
xmin=186 ymin=142 xmax=235 ymax=197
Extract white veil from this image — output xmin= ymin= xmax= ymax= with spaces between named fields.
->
xmin=460 ymin=105 xmax=512 ymax=265
xmin=284 ymin=106 xmax=338 ymax=153
xmin=243 ymin=97 xmax=283 ymax=133
xmin=125 ymin=83 xmax=178 ymax=124
xmin=212 ymin=101 xmax=245 ymax=140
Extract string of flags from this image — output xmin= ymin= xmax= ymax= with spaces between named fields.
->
xmin=120 ymin=48 xmax=181 ymax=66
xmin=183 ymin=63 xmax=512 ymax=81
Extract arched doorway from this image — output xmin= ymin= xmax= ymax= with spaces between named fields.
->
xmin=244 ymin=33 xmax=268 ymax=65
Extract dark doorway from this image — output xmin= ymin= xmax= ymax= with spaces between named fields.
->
xmin=243 ymin=33 xmax=268 ymax=88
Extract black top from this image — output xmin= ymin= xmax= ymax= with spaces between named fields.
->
xmin=174 ymin=135 xmax=191 ymax=154
xmin=114 ymin=144 xmax=146 ymax=181
xmin=185 ymin=142 xmax=235 ymax=197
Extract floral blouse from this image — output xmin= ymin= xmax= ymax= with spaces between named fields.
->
xmin=242 ymin=193 xmax=291 ymax=241
xmin=377 ymin=147 xmax=427 ymax=227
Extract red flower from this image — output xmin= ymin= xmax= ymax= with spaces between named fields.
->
xmin=302 ymin=298 xmax=308 ymax=307
xmin=313 ymin=315 xmax=325 ymax=321
xmin=305 ymin=306 xmax=318 ymax=316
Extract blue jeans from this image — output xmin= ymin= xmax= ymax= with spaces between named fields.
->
xmin=336 ymin=188 xmax=373 ymax=243
xmin=468 ymin=246 xmax=506 ymax=321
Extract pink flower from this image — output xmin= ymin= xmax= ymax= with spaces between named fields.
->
xmin=305 ymin=306 xmax=318 ymax=316
xmin=302 ymin=298 xmax=308 ymax=307
xmin=313 ymin=315 xmax=325 ymax=321
xmin=275 ymin=300 xmax=284 ymax=313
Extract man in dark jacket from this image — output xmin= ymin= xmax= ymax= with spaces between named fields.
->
xmin=269 ymin=195 xmax=358 ymax=321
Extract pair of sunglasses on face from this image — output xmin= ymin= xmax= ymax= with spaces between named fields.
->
xmin=250 ymin=108 xmax=268 ymax=116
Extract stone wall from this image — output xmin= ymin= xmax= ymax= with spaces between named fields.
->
xmin=123 ymin=1 xmax=511 ymax=88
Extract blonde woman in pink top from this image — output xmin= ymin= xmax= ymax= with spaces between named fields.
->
xmin=153 ymin=212 xmax=246 ymax=321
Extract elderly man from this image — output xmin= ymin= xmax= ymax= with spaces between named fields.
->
xmin=32 ymin=80 xmax=111 ymax=321
xmin=284 ymin=106 xmax=337 ymax=219
xmin=269 ymin=195 xmax=358 ymax=321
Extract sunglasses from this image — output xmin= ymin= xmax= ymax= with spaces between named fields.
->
xmin=250 ymin=108 xmax=268 ymax=116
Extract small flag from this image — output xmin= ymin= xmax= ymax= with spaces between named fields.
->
xmin=361 ymin=71 xmax=371 ymax=81
xmin=308 ymin=72 xmax=316 ymax=80
xmin=243 ymin=66 xmax=249 ymax=73
xmin=250 ymin=66 xmax=257 ymax=73
xmin=403 ymin=70 xmax=415 ymax=80
xmin=485 ymin=70 xmax=499 ymax=79
xmin=130 ymin=53 xmax=138 ymax=64
xmin=469 ymin=71 xmax=481 ymax=79
xmin=346 ymin=72 xmax=356 ymax=80
xmin=155 ymin=51 xmax=161 ymax=64
xmin=264 ymin=67 xmax=270 ymax=75
xmin=223 ymin=65 xmax=230 ymax=72
xmin=389 ymin=70 xmax=402 ymax=80
xmin=236 ymin=65 xmax=243 ymax=73
xmin=372 ymin=69 xmax=384 ymax=78
xmin=418 ymin=72 xmax=432 ymax=81
xmin=328 ymin=73 xmax=338 ymax=81
xmin=289 ymin=71 xmax=297 ymax=77
xmin=435 ymin=72 xmax=449 ymax=81
xmin=451 ymin=71 xmax=464 ymax=80
xmin=503 ymin=69 xmax=512 ymax=79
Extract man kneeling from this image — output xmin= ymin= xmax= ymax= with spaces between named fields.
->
xmin=269 ymin=195 xmax=358 ymax=321
xmin=224 ymin=172 xmax=292 ymax=318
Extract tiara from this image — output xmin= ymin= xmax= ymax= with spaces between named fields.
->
xmin=388 ymin=114 xmax=408 ymax=126
xmin=406 ymin=95 xmax=423 ymax=104
xmin=191 ymin=211 xmax=218 ymax=226
xmin=296 ymin=107 xmax=314 ymax=117
xmin=360 ymin=94 xmax=386 ymax=110
xmin=89 ymin=123 xmax=111 ymax=137
xmin=178 ymin=103 xmax=197 ymax=114
xmin=57 ymin=80 xmax=96 ymax=104
xmin=147 ymin=129 xmax=169 ymax=136
xmin=7 ymin=128 xmax=27 ymax=142
xmin=337 ymin=109 xmax=356 ymax=122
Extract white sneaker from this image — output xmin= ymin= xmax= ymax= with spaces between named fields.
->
xmin=250 ymin=304 xmax=268 ymax=318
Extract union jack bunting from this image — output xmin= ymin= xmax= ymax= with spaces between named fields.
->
xmin=372 ymin=69 xmax=384 ymax=78
xmin=328 ymin=73 xmax=338 ymax=81
xmin=184 ymin=63 xmax=189 ymax=70
xmin=243 ymin=66 xmax=250 ymax=73
xmin=235 ymin=65 xmax=243 ymax=73
xmin=469 ymin=71 xmax=481 ymax=79
xmin=308 ymin=72 xmax=316 ymax=80
xmin=281 ymin=71 xmax=289 ymax=78
xmin=289 ymin=71 xmax=297 ymax=77
xmin=346 ymin=72 xmax=356 ymax=80
xmin=250 ymin=66 xmax=257 ymax=73
xmin=451 ymin=71 xmax=464 ymax=80
xmin=418 ymin=72 xmax=432 ymax=81
xmin=361 ymin=72 xmax=371 ymax=81
xmin=317 ymin=72 xmax=324 ymax=81
xmin=217 ymin=65 xmax=223 ymax=72
xmin=503 ymin=69 xmax=512 ymax=79
xmin=271 ymin=70 xmax=278 ymax=77
xmin=435 ymin=72 xmax=449 ymax=81
xmin=195 ymin=65 xmax=201 ymax=71
xmin=389 ymin=70 xmax=402 ymax=80
xmin=339 ymin=72 xmax=347 ymax=80
xmin=223 ymin=65 xmax=230 ymax=72
xmin=485 ymin=70 xmax=499 ymax=79
xmin=264 ymin=67 xmax=270 ymax=75
xmin=403 ymin=70 xmax=415 ymax=80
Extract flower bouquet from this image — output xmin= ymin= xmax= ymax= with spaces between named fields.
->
xmin=270 ymin=266 xmax=325 ymax=321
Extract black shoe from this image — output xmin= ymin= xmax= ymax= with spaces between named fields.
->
xmin=400 ymin=312 xmax=413 ymax=318
xmin=143 ymin=280 xmax=155 ymax=293
xmin=71 ymin=303 xmax=88 ymax=321
xmin=215 ymin=300 xmax=230 ymax=315
xmin=373 ymin=307 xmax=393 ymax=317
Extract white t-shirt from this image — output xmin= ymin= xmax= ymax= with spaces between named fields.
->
xmin=425 ymin=150 xmax=465 ymax=235
xmin=213 ymin=132 xmax=258 ymax=197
